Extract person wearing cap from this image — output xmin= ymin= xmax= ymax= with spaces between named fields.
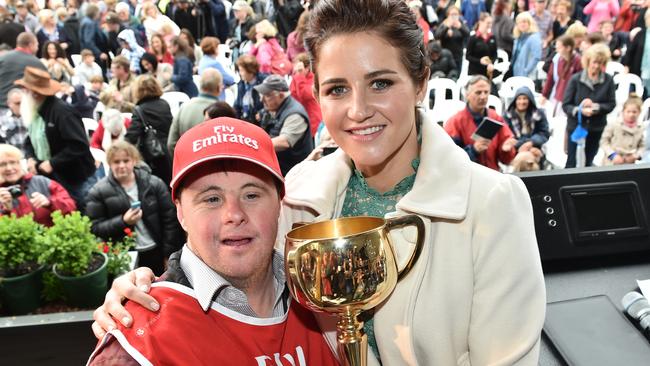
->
xmin=87 ymin=118 xmax=338 ymax=365
xmin=228 ymin=0 xmax=257 ymax=57
xmin=15 ymin=66 xmax=97 ymax=211
xmin=427 ymin=40 xmax=459 ymax=80
xmin=255 ymin=74 xmax=313 ymax=175
xmin=0 ymin=32 xmax=46 ymax=109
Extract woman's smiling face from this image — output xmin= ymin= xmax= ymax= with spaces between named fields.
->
xmin=314 ymin=32 xmax=426 ymax=173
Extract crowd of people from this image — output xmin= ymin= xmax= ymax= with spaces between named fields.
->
xmin=0 ymin=0 xmax=648 ymax=363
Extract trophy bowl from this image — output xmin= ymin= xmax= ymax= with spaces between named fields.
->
xmin=285 ymin=215 xmax=425 ymax=366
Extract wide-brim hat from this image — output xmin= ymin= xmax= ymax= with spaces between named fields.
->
xmin=170 ymin=117 xmax=284 ymax=201
xmin=14 ymin=66 xmax=61 ymax=96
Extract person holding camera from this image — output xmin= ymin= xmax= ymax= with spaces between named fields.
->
xmin=0 ymin=143 xmax=76 ymax=226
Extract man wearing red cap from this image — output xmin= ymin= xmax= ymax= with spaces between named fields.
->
xmin=88 ymin=118 xmax=338 ymax=365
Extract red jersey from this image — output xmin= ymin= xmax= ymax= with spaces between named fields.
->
xmin=89 ymin=282 xmax=339 ymax=366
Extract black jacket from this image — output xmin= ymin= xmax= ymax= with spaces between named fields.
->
xmin=466 ymin=34 xmax=498 ymax=76
xmin=272 ymin=0 xmax=303 ymax=39
xmin=429 ymin=44 xmax=459 ymax=80
xmin=86 ymin=167 xmax=184 ymax=257
xmin=26 ymin=96 xmax=95 ymax=185
xmin=562 ymin=71 xmax=616 ymax=133
xmin=125 ymin=97 xmax=173 ymax=185
xmin=622 ymin=29 xmax=645 ymax=78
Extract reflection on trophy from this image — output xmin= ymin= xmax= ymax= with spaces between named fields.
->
xmin=285 ymin=215 xmax=425 ymax=366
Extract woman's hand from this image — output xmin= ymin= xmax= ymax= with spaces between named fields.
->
xmin=91 ymin=267 xmax=159 ymax=339
xmin=0 ymin=187 xmax=13 ymax=211
xmin=123 ymin=208 xmax=142 ymax=225
xmin=29 ymin=192 xmax=50 ymax=209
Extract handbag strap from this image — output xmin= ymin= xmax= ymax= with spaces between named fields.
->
xmin=133 ymin=105 xmax=153 ymax=130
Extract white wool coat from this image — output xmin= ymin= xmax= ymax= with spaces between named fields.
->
xmin=276 ymin=110 xmax=546 ymax=365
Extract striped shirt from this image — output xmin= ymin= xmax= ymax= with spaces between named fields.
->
xmin=179 ymin=245 xmax=287 ymax=317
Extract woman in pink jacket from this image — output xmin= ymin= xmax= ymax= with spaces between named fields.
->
xmin=583 ymin=0 xmax=620 ymax=33
xmin=249 ymin=19 xmax=286 ymax=74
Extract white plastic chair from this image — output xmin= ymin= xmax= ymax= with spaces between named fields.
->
xmin=225 ymin=88 xmax=235 ymax=106
xmin=605 ymin=61 xmax=625 ymax=77
xmin=193 ymin=74 xmax=202 ymax=92
xmin=613 ymin=73 xmax=645 ymax=105
xmin=161 ymin=91 xmax=191 ymax=117
xmin=121 ymin=112 xmax=133 ymax=121
xmin=82 ymin=118 xmax=99 ymax=137
xmin=496 ymin=49 xmax=509 ymax=64
xmin=487 ymin=94 xmax=503 ymax=115
xmin=426 ymin=99 xmax=466 ymax=127
xmin=217 ymin=44 xmax=233 ymax=68
xmin=492 ymin=61 xmax=510 ymax=85
xmin=640 ymin=97 xmax=650 ymax=125
xmin=70 ymin=54 xmax=82 ymax=67
xmin=425 ymin=78 xmax=460 ymax=111
xmin=535 ymin=61 xmax=547 ymax=83
xmin=498 ymin=76 xmax=536 ymax=105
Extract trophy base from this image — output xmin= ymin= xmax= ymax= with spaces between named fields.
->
xmin=337 ymin=311 xmax=368 ymax=366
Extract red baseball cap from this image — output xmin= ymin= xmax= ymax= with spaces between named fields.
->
xmin=170 ymin=117 xmax=284 ymax=201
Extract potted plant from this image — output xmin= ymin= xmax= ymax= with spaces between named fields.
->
xmin=0 ymin=214 xmax=46 ymax=314
xmin=39 ymin=211 xmax=108 ymax=308
xmin=101 ymin=227 xmax=136 ymax=283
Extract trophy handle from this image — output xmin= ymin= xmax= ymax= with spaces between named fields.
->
xmin=385 ymin=215 xmax=425 ymax=281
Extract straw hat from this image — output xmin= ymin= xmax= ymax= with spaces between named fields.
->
xmin=14 ymin=66 xmax=61 ymax=96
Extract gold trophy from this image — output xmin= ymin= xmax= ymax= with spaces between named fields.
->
xmin=285 ymin=215 xmax=425 ymax=366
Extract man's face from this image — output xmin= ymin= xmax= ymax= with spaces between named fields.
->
xmin=261 ymin=91 xmax=284 ymax=112
xmin=8 ymin=93 xmax=22 ymax=116
xmin=175 ymin=161 xmax=281 ymax=287
xmin=0 ymin=154 xmax=23 ymax=184
xmin=535 ymin=0 xmax=546 ymax=12
xmin=467 ymin=80 xmax=490 ymax=113
xmin=111 ymin=64 xmax=127 ymax=79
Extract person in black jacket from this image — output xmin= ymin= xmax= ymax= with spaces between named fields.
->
xmin=17 ymin=66 xmax=97 ymax=212
xmin=562 ymin=43 xmax=616 ymax=168
xmin=434 ymin=5 xmax=470 ymax=70
xmin=86 ymin=141 xmax=184 ymax=275
xmin=125 ymin=75 xmax=174 ymax=186
xmin=623 ymin=10 xmax=650 ymax=96
xmin=466 ymin=12 xmax=497 ymax=77
xmin=428 ymin=41 xmax=459 ymax=79
xmin=270 ymin=0 xmax=304 ymax=43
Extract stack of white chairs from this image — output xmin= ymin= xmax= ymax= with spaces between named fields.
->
xmin=487 ymin=94 xmax=503 ymax=115
xmin=613 ymin=73 xmax=644 ymax=105
xmin=425 ymin=77 xmax=464 ymax=126
xmin=161 ymin=91 xmax=191 ymax=117
xmin=498 ymin=76 xmax=536 ymax=106
xmin=605 ymin=61 xmax=625 ymax=77
xmin=70 ymin=54 xmax=82 ymax=67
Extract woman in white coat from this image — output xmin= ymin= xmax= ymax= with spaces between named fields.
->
xmin=92 ymin=0 xmax=546 ymax=364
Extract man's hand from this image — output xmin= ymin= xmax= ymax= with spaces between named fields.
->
xmin=502 ymin=137 xmax=518 ymax=152
xmin=29 ymin=192 xmax=50 ymax=209
xmin=92 ymin=268 xmax=159 ymax=339
xmin=473 ymin=137 xmax=490 ymax=153
xmin=611 ymin=154 xmax=625 ymax=164
xmin=123 ymin=208 xmax=142 ymax=225
xmin=100 ymin=53 xmax=108 ymax=61
xmin=38 ymin=160 xmax=53 ymax=174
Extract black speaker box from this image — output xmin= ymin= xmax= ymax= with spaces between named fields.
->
xmin=517 ymin=165 xmax=650 ymax=262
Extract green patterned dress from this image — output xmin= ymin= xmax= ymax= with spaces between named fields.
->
xmin=338 ymin=158 xmax=420 ymax=363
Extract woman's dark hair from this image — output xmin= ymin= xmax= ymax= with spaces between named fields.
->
xmin=180 ymin=28 xmax=197 ymax=47
xmin=304 ymin=0 xmax=429 ymax=91
xmin=203 ymin=101 xmax=237 ymax=119
xmin=139 ymin=52 xmax=158 ymax=73
xmin=41 ymin=41 xmax=67 ymax=59
xmin=236 ymin=54 xmax=260 ymax=75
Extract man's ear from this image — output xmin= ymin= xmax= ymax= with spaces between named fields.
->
xmin=175 ymin=199 xmax=187 ymax=231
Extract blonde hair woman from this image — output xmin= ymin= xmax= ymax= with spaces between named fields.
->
xmin=562 ymin=43 xmax=616 ymax=167
xmin=249 ymin=19 xmax=284 ymax=74
xmin=511 ymin=12 xmax=542 ymax=77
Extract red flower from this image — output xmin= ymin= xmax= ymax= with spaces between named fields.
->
xmin=102 ymin=244 xmax=110 ymax=254
xmin=124 ymin=227 xmax=133 ymax=237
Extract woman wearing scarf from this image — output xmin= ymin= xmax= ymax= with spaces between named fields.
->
xmin=511 ymin=12 xmax=542 ymax=78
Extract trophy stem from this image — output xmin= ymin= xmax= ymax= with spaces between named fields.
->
xmin=336 ymin=308 xmax=367 ymax=366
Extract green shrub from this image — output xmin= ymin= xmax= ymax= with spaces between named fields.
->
xmin=0 ymin=214 xmax=45 ymax=277
xmin=39 ymin=211 xmax=100 ymax=277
